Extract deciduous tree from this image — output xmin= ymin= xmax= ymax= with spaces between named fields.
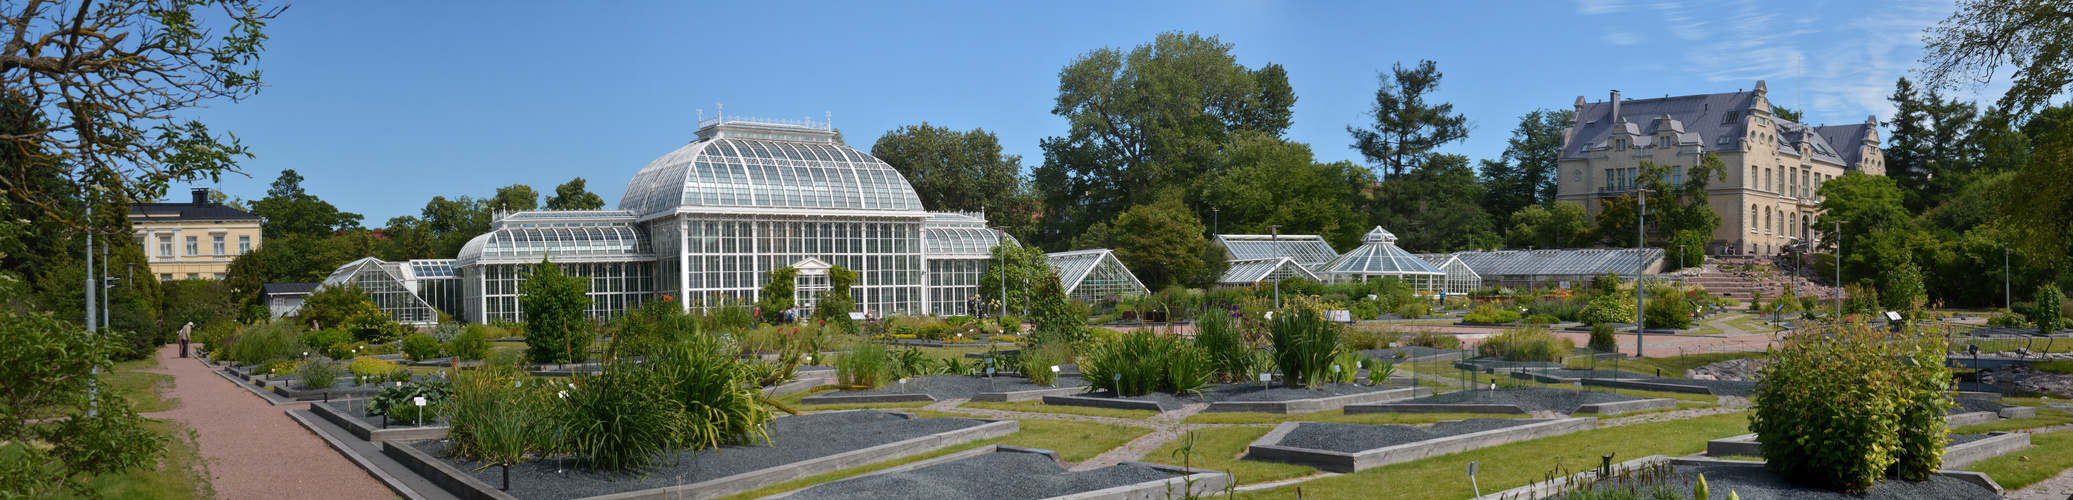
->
xmin=1480 ymin=109 xmax=1572 ymax=218
xmin=544 ymin=178 xmax=605 ymax=210
xmin=871 ymin=123 xmax=1033 ymax=230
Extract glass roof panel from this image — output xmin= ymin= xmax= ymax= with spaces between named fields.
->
xmin=1316 ymin=227 xmax=1445 ymax=277
xmin=1215 ymin=234 xmax=1339 ymax=267
xmin=618 ymin=136 xmax=925 ymax=217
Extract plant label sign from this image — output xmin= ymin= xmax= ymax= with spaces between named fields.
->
xmin=413 ymin=397 xmax=426 ymax=407
xmin=1258 ymin=373 xmax=1271 ymax=382
xmin=1050 ymin=365 xmax=1060 ymax=373
xmin=1466 ymin=460 xmax=1478 ymax=476
xmin=848 ymin=312 xmax=866 ymax=320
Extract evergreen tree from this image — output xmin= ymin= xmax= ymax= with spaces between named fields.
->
xmin=1372 ymin=154 xmax=1499 ymax=252
xmin=520 ymin=258 xmax=592 ymax=364
xmin=1480 ymin=109 xmax=1573 ymax=218
xmin=248 ymin=169 xmax=364 ymax=238
xmin=1348 ymin=60 xmax=1471 ymax=179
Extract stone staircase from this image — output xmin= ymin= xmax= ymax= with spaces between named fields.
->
xmin=1681 ymin=256 xmax=1840 ymax=302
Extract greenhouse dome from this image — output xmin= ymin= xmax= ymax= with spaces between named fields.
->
xmin=1315 ymin=226 xmax=1445 ymax=291
xmin=618 ymin=119 xmax=925 ymax=219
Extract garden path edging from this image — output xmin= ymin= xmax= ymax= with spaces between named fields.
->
xmin=1243 ymin=417 xmax=1596 ymax=473
xmin=308 ymin=400 xmax=450 ymax=443
xmin=756 ymin=444 xmax=1230 ymax=500
xmin=1041 ymin=394 xmax=1165 ymax=412
xmin=1203 ymin=386 xmax=1431 ymax=414
xmin=1575 ymin=398 xmax=1677 ymax=416
xmin=1707 ymin=431 xmax=2031 ymax=469
xmin=797 ymin=392 xmax=936 ymax=405
xmin=1345 ymin=403 xmax=1527 ymax=415
xmin=969 ymin=385 xmax=1089 ymax=403
xmin=384 ymin=415 xmax=1018 ymax=500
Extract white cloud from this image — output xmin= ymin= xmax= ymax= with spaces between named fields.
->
xmin=1603 ymin=31 xmax=1644 ymax=45
xmin=1575 ymin=0 xmax=1631 ymax=15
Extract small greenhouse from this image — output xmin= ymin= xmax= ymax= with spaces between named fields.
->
xmin=1313 ymin=227 xmax=1446 ymax=292
xmin=1215 ymin=233 xmax=1340 ymax=269
xmin=309 ymin=257 xmax=444 ymax=326
xmin=1217 ymin=257 xmax=1321 ymax=286
xmin=1414 ymin=254 xmax=1482 ymax=295
xmin=1045 ymin=249 xmax=1148 ymax=302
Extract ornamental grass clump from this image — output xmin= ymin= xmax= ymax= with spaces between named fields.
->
xmin=1463 ymin=304 xmax=1522 ymax=324
xmin=1751 ymin=321 xmax=1951 ymax=494
xmin=221 ymin=321 xmax=304 ymax=367
xmin=835 ymin=343 xmax=897 ymax=389
xmin=1475 ymin=325 xmax=1574 ymax=362
xmin=1269 ymin=308 xmax=1344 ymax=389
xmin=1192 ymin=309 xmax=1258 ymax=382
xmin=561 ymin=363 xmax=685 ymax=470
xmin=1081 ymin=330 xmax=1211 ymax=396
xmin=1015 ymin=343 xmax=1072 ymax=385
xmin=446 ymin=362 xmax=558 ymax=466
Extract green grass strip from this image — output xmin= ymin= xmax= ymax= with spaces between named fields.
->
xmin=1953 ymin=409 xmax=2073 ymax=434
xmin=1183 ymin=410 xmax=1526 ymax=426
xmin=1967 ymin=429 xmax=2073 ymax=490
xmin=714 ymin=416 xmax=1149 ymax=500
xmin=1141 ymin=426 xmax=1320 ymax=486
xmin=958 ymin=400 xmax=1158 ymax=419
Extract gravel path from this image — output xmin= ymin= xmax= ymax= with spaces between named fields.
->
xmin=820 ymin=374 xmax=1086 ymax=400
xmin=141 ymin=345 xmax=392 ymax=500
xmin=1655 ymin=462 xmax=1998 ymax=500
xmin=784 ymin=451 xmax=1166 ymax=500
xmin=1069 ymin=383 xmax=1397 ymax=411
xmin=1950 ymin=398 xmax=2011 ymax=415
xmin=423 ymin=410 xmax=988 ymax=500
xmin=1277 ymin=419 xmax=1540 ymax=453
xmin=1399 ymin=387 xmax=1645 ymax=412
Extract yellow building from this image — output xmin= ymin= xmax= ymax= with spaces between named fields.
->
xmin=128 ymin=188 xmax=262 ymax=280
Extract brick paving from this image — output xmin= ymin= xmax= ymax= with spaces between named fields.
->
xmin=139 ymin=345 xmax=393 ymax=500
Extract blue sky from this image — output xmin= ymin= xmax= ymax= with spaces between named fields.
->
xmin=178 ymin=0 xmax=1993 ymax=224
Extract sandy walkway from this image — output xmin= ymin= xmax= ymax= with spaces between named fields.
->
xmin=139 ymin=345 xmax=393 ymax=500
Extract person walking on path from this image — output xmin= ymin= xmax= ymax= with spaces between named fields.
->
xmin=140 ymin=345 xmax=392 ymax=500
xmin=178 ymin=322 xmax=192 ymax=358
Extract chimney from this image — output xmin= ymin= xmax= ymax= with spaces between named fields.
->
xmin=1610 ymin=90 xmax=1621 ymax=123
xmin=192 ymin=187 xmax=210 ymax=206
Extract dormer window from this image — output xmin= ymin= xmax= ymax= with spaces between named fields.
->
xmin=1717 ymin=136 xmax=1732 ymax=146
xmin=1723 ymin=110 xmax=1739 ymax=124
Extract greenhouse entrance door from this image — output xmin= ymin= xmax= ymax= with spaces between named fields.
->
xmin=792 ymin=258 xmax=832 ymax=319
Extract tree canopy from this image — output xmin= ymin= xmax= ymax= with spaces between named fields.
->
xmin=545 ymin=178 xmax=605 ymax=210
xmin=1479 ymin=109 xmax=1572 ymax=219
xmin=248 ymin=169 xmax=363 ymax=238
xmin=1348 ymin=60 xmax=1471 ymax=180
xmin=871 ymin=123 xmax=1034 ymax=231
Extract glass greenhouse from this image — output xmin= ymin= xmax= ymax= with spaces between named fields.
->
xmin=310 ymin=257 xmax=444 ymax=326
xmin=1414 ymin=254 xmax=1482 ymax=295
xmin=923 ymin=212 xmax=1008 ymax=317
xmin=1215 ymin=233 xmax=1339 ymax=269
xmin=454 ymin=210 xmax=658 ymax=323
xmin=1446 ymin=248 xmax=1664 ymax=290
xmin=1218 ymin=257 xmax=1320 ymax=286
xmin=1045 ymin=249 xmax=1148 ymax=302
xmin=1314 ymin=227 xmax=1445 ymax=291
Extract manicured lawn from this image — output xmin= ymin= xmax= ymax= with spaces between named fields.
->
xmin=1603 ymin=351 xmax=1766 ymax=380
xmin=1953 ymin=408 xmax=2073 ymax=434
xmin=1228 ymin=412 xmax=1751 ymax=499
xmin=1139 ymin=426 xmax=1319 ymax=486
xmin=1183 ymin=410 xmax=1525 ymax=426
xmin=713 ymin=416 xmax=1150 ymax=500
xmin=959 ymin=400 xmax=1158 ymax=419
xmin=103 ymin=356 xmax=178 ymax=414
xmin=1968 ymin=429 xmax=2073 ymax=490
xmin=60 ymin=356 xmax=213 ymax=499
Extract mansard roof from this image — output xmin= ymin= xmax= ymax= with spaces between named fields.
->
xmin=1565 ymin=84 xmax=1873 ymax=170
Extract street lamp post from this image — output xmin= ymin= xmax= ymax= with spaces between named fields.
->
xmin=1269 ymin=225 xmax=1282 ymax=310
xmin=1635 ymin=189 xmax=1654 ymax=358
xmin=993 ymin=226 xmax=1010 ymax=320
xmin=2004 ymin=246 xmax=2011 ymax=311
xmin=1212 ymin=207 xmax=1219 ymax=236
xmin=1831 ymin=220 xmax=1848 ymax=320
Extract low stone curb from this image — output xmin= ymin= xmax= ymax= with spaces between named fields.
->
xmin=969 ymin=385 xmax=1090 ymax=403
xmin=1944 ymin=432 xmax=2032 ymax=469
xmin=387 ymin=414 xmax=1018 ymax=500
xmin=1344 ymin=403 xmax=1527 ymax=415
xmin=212 ymin=367 xmax=304 ymax=406
xmin=1580 ymin=378 xmax=1714 ymax=394
xmin=798 ymin=392 xmax=937 ymax=405
xmin=1041 ymin=394 xmax=1166 ymax=412
xmin=1203 ymin=386 xmax=1432 ymax=414
xmin=2001 ymin=406 xmax=2038 ymax=419
xmin=272 ymin=384 xmax=383 ymax=401
xmin=1948 ymin=411 xmax=2000 ymax=427
xmin=308 ymin=401 xmax=450 ymax=443
xmin=1575 ymin=398 xmax=1678 ymax=416
xmin=762 ymin=370 xmax=835 ymax=398
xmin=1243 ymin=417 xmax=1597 ymax=473
xmin=283 ymin=409 xmax=445 ymax=500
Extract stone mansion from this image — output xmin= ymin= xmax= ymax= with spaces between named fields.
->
xmin=1553 ymin=81 xmax=1887 ymax=256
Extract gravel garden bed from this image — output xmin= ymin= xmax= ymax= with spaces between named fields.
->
xmin=802 ymin=375 xmax=1088 ymax=404
xmin=1055 ymin=382 xmax=1405 ymax=411
xmin=776 ymin=449 xmax=1175 ymax=500
xmin=410 ymin=410 xmax=1001 ymax=500
xmin=1278 ymin=419 xmax=1542 ymax=453
xmin=1519 ymin=368 xmax=1759 ymax=397
xmin=1949 ymin=398 xmax=2010 ymax=415
xmin=320 ymin=400 xmax=446 ymax=428
xmin=1388 ymin=387 xmax=1649 ymax=413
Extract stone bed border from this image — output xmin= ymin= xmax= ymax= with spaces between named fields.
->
xmin=1243 ymin=417 xmax=1597 ymax=473
xmin=762 ymin=369 xmax=835 ymax=398
xmin=1346 ymin=397 xmax=1675 ymax=416
xmin=383 ymin=411 xmax=1019 ymax=500
xmin=307 ymin=400 xmax=449 ymax=443
xmin=1709 ymin=428 xmax=2033 ymax=469
xmin=1508 ymin=371 xmax=1717 ymax=394
xmin=1468 ymin=455 xmax=2003 ymax=500
xmin=1039 ymin=386 xmax=1432 ymax=414
xmin=757 ymin=444 xmax=1230 ymax=500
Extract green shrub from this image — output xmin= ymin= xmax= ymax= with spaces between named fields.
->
xmin=917 ymin=323 xmax=950 ymax=341
xmin=1401 ymin=328 xmax=1461 ymax=349
xmin=429 ymin=323 xmax=464 ymax=343
xmin=1324 ymin=352 xmax=1362 ymax=384
xmin=1193 ymin=309 xmax=1255 ymax=382
xmin=835 ymin=343 xmax=897 ymax=389
xmin=222 ymin=321 xmax=304 ymax=366
xmin=1643 ymin=298 xmax=1693 ymax=329
xmin=563 ymin=364 xmax=685 ymax=470
xmin=401 ymin=333 xmax=442 ymax=361
xmin=520 ymin=258 xmax=595 ymax=365
xmin=648 ymin=337 xmax=774 ymax=450
xmin=1587 ymin=324 xmax=1619 ymax=353
xmin=300 ymin=329 xmax=351 ymax=359
xmin=1359 ymin=357 xmax=1396 ymax=385
xmin=1751 ymin=322 xmax=1951 ymax=494
xmin=1527 ymin=298 xmax=1585 ymax=322
xmin=1269 ymin=308 xmax=1343 ymax=389
xmin=348 ymin=356 xmax=403 ymax=380
xmin=1988 ymin=311 xmax=2030 ymax=328
xmin=1578 ymin=294 xmax=1635 ymax=326
xmin=1081 ymin=331 xmax=1211 ymax=396
xmin=1843 ymin=282 xmax=1882 ymax=316
xmin=449 ymin=325 xmax=493 ymax=361
xmin=1524 ymin=314 xmax=1561 ymax=325
xmin=298 ymin=359 xmax=342 ymax=389
xmin=1463 ymin=304 xmax=1523 ymax=324
xmin=370 ymin=381 xmax=452 ymax=425
xmin=1475 ymin=326 xmax=1574 ymax=362
xmin=1392 ymin=301 xmax=1430 ymax=319
xmin=1343 ymin=326 xmax=1398 ymax=351
xmin=1016 ymin=343 xmax=1071 ymax=386
xmin=893 ymin=347 xmax=933 ymax=378
xmin=2036 ymin=284 xmax=2065 ymax=335
xmin=447 ymin=363 xmax=555 ymax=465
xmin=609 ymin=299 xmax=696 ymax=359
